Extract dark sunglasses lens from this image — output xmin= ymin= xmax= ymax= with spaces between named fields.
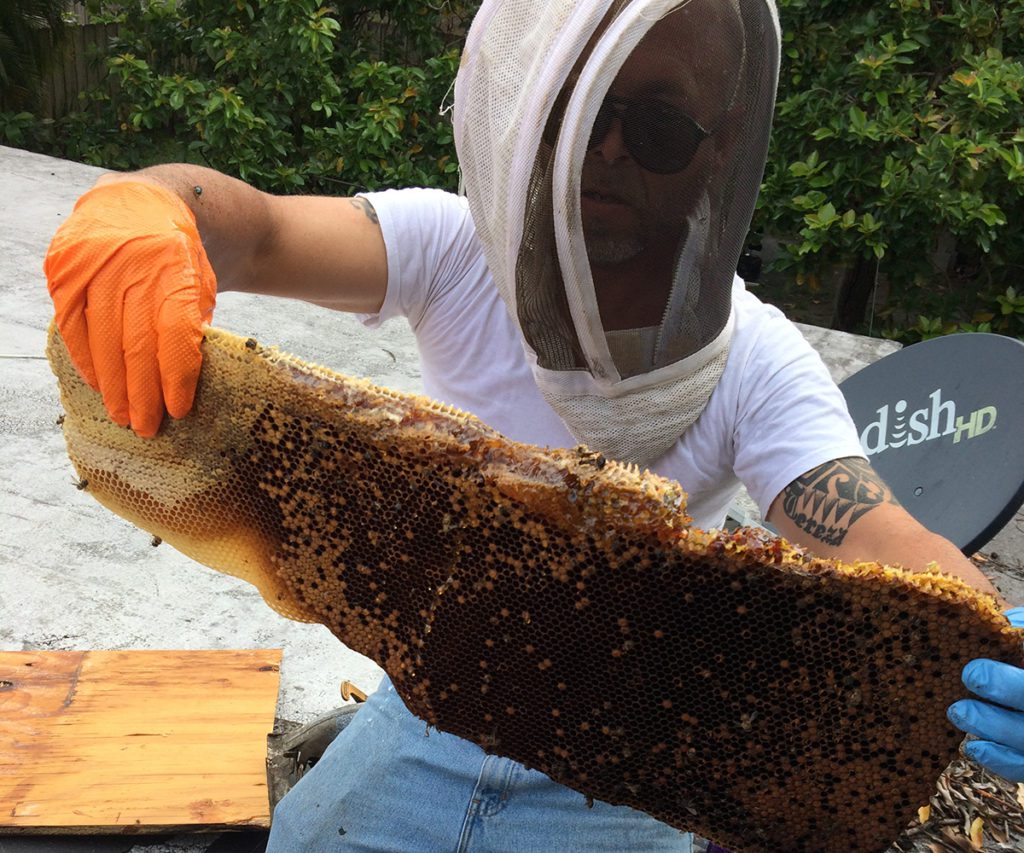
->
xmin=586 ymin=98 xmax=708 ymax=173
xmin=625 ymin=102 xmax=705 ymax=174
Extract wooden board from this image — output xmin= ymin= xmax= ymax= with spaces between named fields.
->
xmin=0 ymin=649 xmax=282 ymax=833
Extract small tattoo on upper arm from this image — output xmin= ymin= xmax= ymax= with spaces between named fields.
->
xmin=780 ymin=457 xmax=898 ymax=547
xmin=349 ymin=197 xmax=379 ymax=225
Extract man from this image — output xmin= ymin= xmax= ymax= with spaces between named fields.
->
xmin=44 ymin=0 xmax=1024 ymax=850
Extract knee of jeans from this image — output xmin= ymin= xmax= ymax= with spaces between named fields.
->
xmin=266 ymin=804 xmax=299 ymax=852
xmin=267 ymin=781 xmax=328 ymax=850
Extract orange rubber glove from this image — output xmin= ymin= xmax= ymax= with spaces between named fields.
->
xmin=45 ymin=181 xmax=216 ymax=437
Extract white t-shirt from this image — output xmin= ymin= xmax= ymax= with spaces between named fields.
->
xmin=360 ymin=188 xmax=865 ymax=530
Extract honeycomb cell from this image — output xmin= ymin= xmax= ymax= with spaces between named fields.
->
xmin=47 ymin=324 xmax=1023 ymax=853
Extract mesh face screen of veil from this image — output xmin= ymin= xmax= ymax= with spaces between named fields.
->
xmin=48 ymin=324 xmax=1023 ymax=853
xmin=457 ymin=0 xmax=778 ymax=465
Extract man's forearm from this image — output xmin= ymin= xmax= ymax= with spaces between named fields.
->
xmin=769 ymin=457 xmax=1006 ymax=604
xmin=843 ymin=513 xmax=1005 ymax=603
xmin=97 ymin=165 xmax=275 ymax=294
xmin=96 ymin=165 xmax=387 ymax=313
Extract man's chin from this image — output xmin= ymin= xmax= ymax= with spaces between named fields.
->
xmin=581 ymin=207 xmax=645 ymax=265
xmin=584 ymin=233 xmax=645 ymax=266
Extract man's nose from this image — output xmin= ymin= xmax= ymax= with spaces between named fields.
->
xmin=590 ymin=116 xmax=630 ymax=164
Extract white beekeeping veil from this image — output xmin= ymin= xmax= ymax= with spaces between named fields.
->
xmin=454 ymin=0 xmax=780 ymax=467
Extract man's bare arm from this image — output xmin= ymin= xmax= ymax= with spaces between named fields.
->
xmin=96 ymin=164 xmax=387 ymax=313
xmin=767 ymin=456 xmax=1003 ymax=600
xmin=772 ymin=457 xmax=892 ymax=548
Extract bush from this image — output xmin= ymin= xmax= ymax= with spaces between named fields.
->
xmin=756 ymin=0 xmax=1024 ymax=334
xmin=7 ymin=0 xmax=475 ymax=194
xmin=0 ymin=0 xmax=68 ymax=111
xmin=884 ymin=285 xmax=1024 ymax=344
xmin=5 ymin=0 xmax=1022 ymax=342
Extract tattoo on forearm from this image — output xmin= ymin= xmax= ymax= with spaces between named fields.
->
xmin=349 ymin=197 xmax=379 ymax=224
xmin=781 ymin=457 xmax=898 ymax=547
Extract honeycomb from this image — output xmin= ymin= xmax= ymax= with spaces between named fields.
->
xmin=47 ymin=324 xmax=1022 ymax=853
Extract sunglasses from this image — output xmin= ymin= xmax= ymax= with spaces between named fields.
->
xmin=587 ymin=96 xmax=711 ymax=174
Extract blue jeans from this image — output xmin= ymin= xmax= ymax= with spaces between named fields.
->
xmin=267 ymin=678 xmax=693 ymax=852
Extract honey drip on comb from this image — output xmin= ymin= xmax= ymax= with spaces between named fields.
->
xmin=47 ymin=324 xmax=1022 ymax=853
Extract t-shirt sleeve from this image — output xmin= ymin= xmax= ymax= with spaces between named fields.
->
xmin=354 ymin=187 xmax=481 ymax=331
xmin=731 ymin=297 xmax=867 ymax=518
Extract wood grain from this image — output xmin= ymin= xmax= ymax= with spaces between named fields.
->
xmin=0 ymin=649 xmax=281 ymax=833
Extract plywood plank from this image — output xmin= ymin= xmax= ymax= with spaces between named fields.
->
xmin=0 ymin=649 xmax=281 ymax=833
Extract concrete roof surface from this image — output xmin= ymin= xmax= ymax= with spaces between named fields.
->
xmin=2 ymin=144 xmax=1021 ymax=852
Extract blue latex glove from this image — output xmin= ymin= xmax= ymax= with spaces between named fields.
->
xmin=947 ymin=606 xmax=1024 ymax=781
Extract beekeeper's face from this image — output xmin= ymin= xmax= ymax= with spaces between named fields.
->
xmin=580 ymin=3 xmax=743 ymax=266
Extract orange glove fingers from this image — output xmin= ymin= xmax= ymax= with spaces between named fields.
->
xmin=82 ymin=262 xmax=132 ymax=428
xmin=83 ymin=233 xmax=186 ymax=431
xmin=155 ymin=227 xmax=217 ymax=420
xmin=119 ymin=231 xmax=208 ymax=432
xmin=44 ymin=180 xmax=219 ymax=436
xmin=123 ymin=281 xmax=166 ymax=438
xmin=44 ymin=225 xmax=112 ymax=391
xmin=189 ymin=228 xmax=218 ymax=326
xmin=52 ymin=289 xmax=99 ymax=391
xmin=155 ymin=271 xmax=206 ymax=421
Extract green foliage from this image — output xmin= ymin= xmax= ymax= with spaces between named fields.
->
xmin=0 ymin=0 xmax=68 ymax=111
xmin=10 ymin=0 xmax=474 ymax=193
xmin=5 ymin=0 xmax=1022 ymax=342
xmin=882 ymin=285 xmax=1024 ymax=343
xmin=758 ymin=0 xmax=1024 ymax=335
xmin=0 ymin=109 xmax=38 ymax=143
